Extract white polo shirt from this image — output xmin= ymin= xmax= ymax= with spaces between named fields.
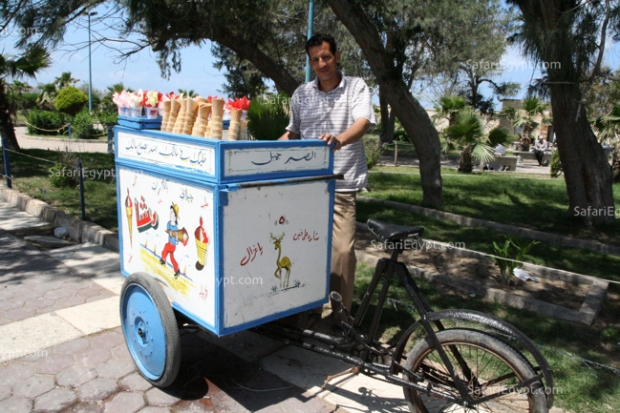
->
xmin=286 ymin=73 xmax=376 ymax=192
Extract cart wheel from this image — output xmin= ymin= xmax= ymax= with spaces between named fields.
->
xmin=120 ymin=272 xmax=181 ymax=387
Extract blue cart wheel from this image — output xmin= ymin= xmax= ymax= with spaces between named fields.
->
xmin=120 ymin=272 xmax=181 ymax=387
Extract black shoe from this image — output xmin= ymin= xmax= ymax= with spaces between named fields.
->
xmin=159 ymin=258 xmax=165 ymax=265
xmin=174 ymin=270 xmax=181 ymax=279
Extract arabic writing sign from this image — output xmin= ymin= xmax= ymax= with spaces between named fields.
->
xmin=292 ymin=229 xmax=320 ymax=242
xmin=117 ymin=132 xmax=216 ymax=175
xmin=225 ymin=146 xmax=329 ymax=176
xmin=240 ymin=242 xmax=264 ymax=266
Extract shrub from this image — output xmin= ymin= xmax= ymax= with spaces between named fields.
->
xmin=363 ymin=135 xmax=383 ymax=169
xmin=72 ymin=109 xmax=98 ymax=139
xmin=393 ymin=129 xmax=410 ymax=142
xmin=48 ymin=151 xmax=79 ymax=188
xmin=96 ymin=111 xmax=118 ymax=128
xmin=247 ymin=94 xmax=289 ymax=140
xmin=54 ymin=86 xmax=88 ymax=116
xmin=26 ymin=110 xmax=65 ymax=136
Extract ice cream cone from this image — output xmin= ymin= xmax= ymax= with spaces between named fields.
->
xmin=124 ymin=190 xmax=133 ymax=246
xmin=211 ymin=98 xmax=225 ymax=118
xmin=182 ymin=99 xmax=199 ymax=135
xmin=229 ymin=109 xmax=242 ymax=123
xmin=161 ymin=101 xmax=171 ymax=132
xmin=167 ymin=100 xmax=182 ymax=132
xmin=191 ymin=103 xmax=212 ymax=137
xmin=227 ymin=121 xmax=240 ymax=140
xmin=206 ymin=115 xmax=223 ymax=139
xmin=239 ymin=120 xmax=249 ymax=140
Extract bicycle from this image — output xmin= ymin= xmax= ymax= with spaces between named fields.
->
xmin=259 ymin=218 xmax=554 ymax=413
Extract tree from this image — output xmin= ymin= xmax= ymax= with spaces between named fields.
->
xmin=177 ymin=89 xmax=197 ymax=98
xmin=433 ymin=96 xmax=468 ymax=128
xmin=54 ymin=86 xmax=88 ymax=116
xmin=54 ymin=72 xmax=79 ymax=90
xmin=512 ymin=96 xmax=550 ymax=149
xmin=0 ymin=45 xmax=50 ymax=150
xmin=585 ymin=67 xmax=620 ymax=119
xmin=443 ymin=109 xmax=511 ymax=173
xmin=325 ymin=0 xmax=444 ymax=205
xmin=6 ymin=80 xmax=32 ymax=121
xmin=592 ymin=104 xmax=620 ymax=180
xmin=508 ymin=0 xmax=618 ymax=226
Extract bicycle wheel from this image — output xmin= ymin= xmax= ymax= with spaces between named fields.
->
xmin=402 ymin=329 xmax=547 ymax=413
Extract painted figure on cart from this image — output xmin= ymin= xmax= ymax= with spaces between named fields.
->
xmin=160 ymin=203 xmax=188 ymax=278
xmin=270 ymin=233 xmax=292 ymax=289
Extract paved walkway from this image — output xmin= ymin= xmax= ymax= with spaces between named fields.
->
xmin=377 ymin=155 xmax=552 ymax=175
xmin=0 ymin=199 xmax=408 ymax=413
xmin=13 ymin=126 xmax=111 ymax=154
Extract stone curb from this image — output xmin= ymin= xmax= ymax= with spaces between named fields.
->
xmin=359 ymin=196 xmax=620 ymax=257
xmin=0 ymin=185 xmax=119 ymax=252
xmin=355 ymin=223 xmax=608 ymax=325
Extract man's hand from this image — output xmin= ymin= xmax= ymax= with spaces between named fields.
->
xmin=318 ymin=134 xmax=343 ymax=151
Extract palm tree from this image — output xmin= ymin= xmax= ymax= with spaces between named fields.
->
xmin=6 ymin=80 xmax=32 ymax=122
xmin=593 ymin=104 xmax=620 ymax=181
xmin=0 ymin=46 xmax=50 ymax=150
xmin=178 ymin=89 xmax=197 ymax=98
xmin=512 ymin=96 xmax=549 ymax=150
xmin=443 ymin=109 xmax=495 ymax=173
xmin=433 ymin=95 xmax=467 ymax=127
xmin=54 ymin=72 xmax=79 ymax=89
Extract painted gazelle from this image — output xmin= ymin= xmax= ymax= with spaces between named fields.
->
xmin=270 ymin=233 xmax=291 ymax=289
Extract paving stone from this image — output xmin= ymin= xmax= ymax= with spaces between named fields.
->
xmin=77 ymin=377 xmax=119 ymax=401
xmin=1 ymin=297 xmax=25 ymax=311
xmin=34 ymin=388 xmax=77 ymax=412
xmin=53 ymin=295 xmax=87 ymax=309
xmin=77 ymin=347 xmax=113 ymax=368
xmin=136 ymin=407 xmax=170 ymax=413
xmin=145 ymin=387 xmax=179 ymax=406
xmin=172 ymin=400 xmax=214 ymax=412
xmin=76 ymin=287 xmax=107 ymax=298
xmin=0 ymin=396 xmax=33 ymax=413
xmin=58 ymin=402 xmax=103 ymax=413
xmin=120 ymin=372 xmax=153 ymax=392
xmin=96 ymin=358 xmax=136 ymax=379
xmin=0 ymin=362 xmax=35 ymax=386
xmin=34 ymin=353 xmax=76 ymax=375
xmin=110 ymin=344 xmax=133 ymax=362
xmin=104 ymin=392 xmax=145 ymax=413
xmin=29 ymin=297 xmax=57 ymax=310
xmin=57 ymin=365 xmax=98 ymax=387
xmin=12 ymin=288 xmax=44 ymax=301
xmin=0 ymin=383 xmax=11 ymax=401
xmin=209 ymin=392 xmax=251 ymax=413
xmin=13 ymin=374 xmax=55 ymax=398
xmin=53 ymin=337 xmax=90 ymax=355
xmin=3 ymin=306 xmax=37 ymax=322
xmin=43 ymin=289 xmax=74 ymax=301
xmin=90 ymin=330 xmax=126 ymax=349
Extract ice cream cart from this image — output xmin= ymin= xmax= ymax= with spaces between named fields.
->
xmin=115 ymin=123 xmax=337 ymax=386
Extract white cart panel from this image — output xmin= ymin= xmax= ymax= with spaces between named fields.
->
xmin=117 ymin=167 xmax=217 ymax=328
xmin=221 ymin=181 xmax=332 ymax=329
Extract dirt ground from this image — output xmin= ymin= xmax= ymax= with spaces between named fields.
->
xmin=355 ymin=230 xmax=590 ymax=311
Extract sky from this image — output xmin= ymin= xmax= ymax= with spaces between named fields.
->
xmin=2 ymin=3 xmax=620 ymax=110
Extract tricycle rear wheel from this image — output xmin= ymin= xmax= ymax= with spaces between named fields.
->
xmin=120 ymin=272 xmax=181 ymax=387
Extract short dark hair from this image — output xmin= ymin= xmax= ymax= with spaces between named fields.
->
xmin=305 ymin=33 xmax=337 ymax=56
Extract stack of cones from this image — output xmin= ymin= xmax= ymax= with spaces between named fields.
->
xmin=191 ymin=102 xmax=212 ymax=137
xmin=226 ymin=109 xmax=242 ymax=140
xmin=160 ymin=101 xmax=172 ymax=132
xmin=205 ymin=98 xmax=225 ymax=139
xmin=164 ymin=100 xmax=182 ymax=132
xmin=172 ymin=98 xmax=191 ymax=134
xmin=181 ymin=99 xmax=200 ymax=135
xmin=239 ymin=119 xmax=249 ymax=140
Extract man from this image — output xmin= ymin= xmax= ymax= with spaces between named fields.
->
xmin=279 ymin=33 xmax=376 ymax=314
xmin=534 ymin=136 xmax=549 ymax=166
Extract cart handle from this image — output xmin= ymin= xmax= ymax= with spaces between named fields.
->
xmin=226 ymin=174 xmax=344 ymax=189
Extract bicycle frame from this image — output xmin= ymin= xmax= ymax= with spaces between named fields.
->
xmin=257 ymin=238 xmax=555 ymax=409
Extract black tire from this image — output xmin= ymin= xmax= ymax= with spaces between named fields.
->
xmin=120 ymin=272 xmax=181 ymax=387
xmin=402 ymin=328 xmax=547 ymax=413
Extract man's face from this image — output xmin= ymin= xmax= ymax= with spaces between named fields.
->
xmin=308 ymin=41 xmax=341 ymax=85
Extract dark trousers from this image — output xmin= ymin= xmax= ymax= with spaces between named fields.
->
xmin=534 ymin=150 xmax=545 ymax=165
